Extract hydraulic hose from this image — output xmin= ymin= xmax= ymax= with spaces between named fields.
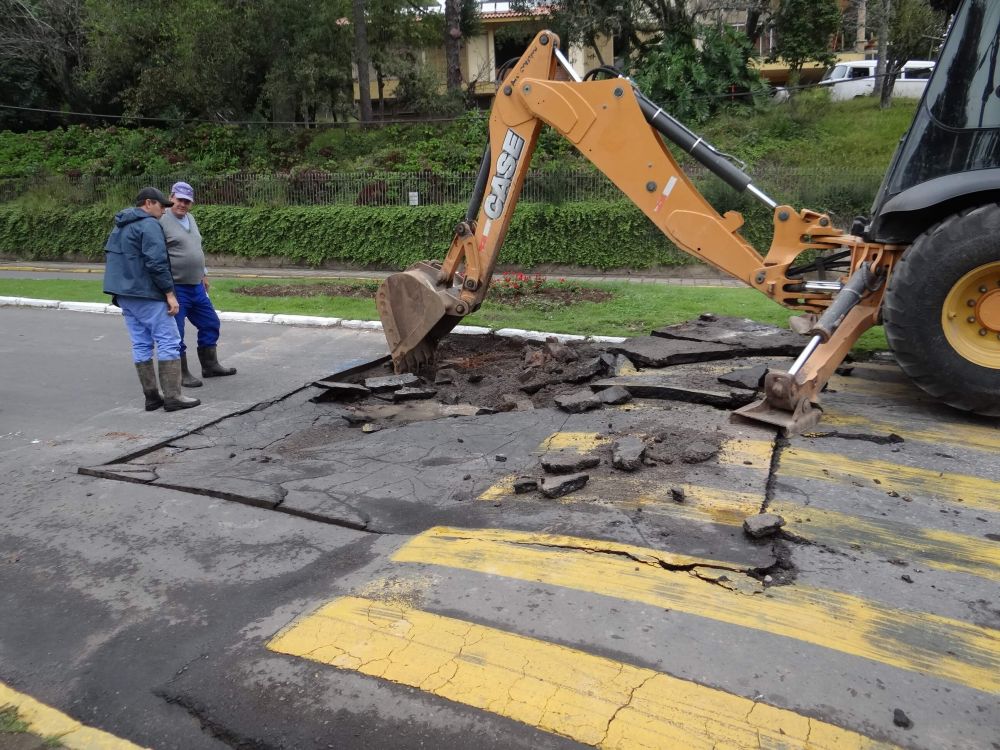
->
xmin=633 ymin=89 xmax=777 ymax=209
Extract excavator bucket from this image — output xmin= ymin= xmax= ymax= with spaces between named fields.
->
xmin=376 ymin=262 xmax=462 ymax=373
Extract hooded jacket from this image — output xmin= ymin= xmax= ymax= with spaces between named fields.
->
xmin=103 ymin=208 xmax=175 ymax=302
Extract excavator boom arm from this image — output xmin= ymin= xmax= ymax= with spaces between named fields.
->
xmin=376 ymin=30 xmax=899 ymax=431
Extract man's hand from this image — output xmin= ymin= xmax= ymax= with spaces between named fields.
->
xmin=166 ymin=291 xmax=180 ymax=316
xmin=202 ymin=276 xmax=211 ymax=292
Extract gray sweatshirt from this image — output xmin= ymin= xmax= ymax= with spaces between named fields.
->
xmin=160 ymin=210 xmax=206 ymax=285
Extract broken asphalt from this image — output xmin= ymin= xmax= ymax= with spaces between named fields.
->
xmin=0 ymin=282 xmax=998 ymax=749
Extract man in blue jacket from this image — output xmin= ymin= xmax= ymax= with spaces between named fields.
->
xmin=103 ymin=187 xmax=200 ymax=412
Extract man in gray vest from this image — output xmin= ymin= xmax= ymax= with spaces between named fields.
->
xmin=103 ymin=187 xmax=200 ymax=411
xmin=160 ymin=181 xmax=237 ymax=387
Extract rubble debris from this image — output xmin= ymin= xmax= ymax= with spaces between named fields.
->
xmin=495 ymin=454 xmax=507 ymax=462
xmin=892 ymin=709 xmax=913 ymax=729
xmin=500 ymin=393 xmax=535 ymax=411
xmin=681 ymin=439 xmax=720 ymax=464
xmin=392 ymin=387 xmax=437 ymax=402
xmin=564 ymin=357 xmax=604 ymax=383
xmin=310 ymin=381 xmax=371 ymax=402
xmin=611 ymin=437 xmax=645 ymax=472
xmin=670 ymin=487 xmax=686 ymax=502
xmin=717 ymin=364 xmax=769 ymax=391
xmin=901 ymin=574 xmax=914 ymax=583
xmin=652 ymin=316 xmax=806 ymax=356
xmin=540 ymin=472 xmax=590 ymax=498
xmin=434 ymin=368 xmax=458 ymax=384
xmin=592 ymin=377 xmax=755 ymax=409
xmin=361 ymin=423 xmax=383 ymax=434
xmin=699 ymin=312 xmax=717 ymax=322
xmin=542 ymin=453 xmax=601 ymax=474
xmin=606 ymin=336 xmax=737 ymax=367
xmin=364 ymin=373 xmax=422 ymax=392
xmin=743 ymin=513 xmax=786 ymax=538
xmin=513 ymin=476 xmax=538 ymax=494
xmin=554 ymin=390 xmax=602 ymax=413
xmin=596 ymin=386 xmax=632 ymax=405
xmin=545 ymin=339 xmax=578 ymax=362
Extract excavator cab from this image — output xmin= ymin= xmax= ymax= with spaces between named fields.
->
xmin=863 ymin=0 xmax=1000 ymax=416
xmin=377 ymin=0 xmax=999 ymax=430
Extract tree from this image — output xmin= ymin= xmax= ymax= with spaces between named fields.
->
xmin=443 ymin=0 xmax=463 ymax=91
xmin=0 ymin=0 xmax=87 ymax=119
xmin=769 ymin=0 xmax=842 ymax=86
xmin=875 ymin=0 xmax=946 ymax=107
xmin=634 ymin=25 xmax=767 ymax=124
xmin=352 ymin=0 xmax=374 ymax=123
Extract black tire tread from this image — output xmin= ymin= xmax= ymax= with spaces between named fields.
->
xmin=883 ymin=203 xmax=1000 ymax=417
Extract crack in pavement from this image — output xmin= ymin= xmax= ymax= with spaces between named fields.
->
xmin=802 ymin=430 xmax=905 ymax=445
xmin=600 ymin=672 xmax=656 ymax=746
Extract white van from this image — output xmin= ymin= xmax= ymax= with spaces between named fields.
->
xmin=819 ymin=60 xmax=935 ymax=101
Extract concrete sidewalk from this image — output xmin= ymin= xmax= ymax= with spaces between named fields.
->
xmin=0 ymin=260 xmax=746 ymax=287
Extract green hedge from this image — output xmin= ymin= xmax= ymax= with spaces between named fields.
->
xmin=0 ymin=202 xmax=705 ymax=270
xmin=0 ymin=194 xmax=871 ymax=270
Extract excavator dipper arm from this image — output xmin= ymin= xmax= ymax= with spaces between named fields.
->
xmin=376 ymin=29 xmax=898 ymax=432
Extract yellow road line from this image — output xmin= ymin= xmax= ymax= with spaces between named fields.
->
xmin=538 ymin=431 xmax=610 ymax=452
xmin=772 ymin=501 xmax=1000 ymax=582
xmin=0 ymin=683 xmax=148 ymax=750
xmin=779 ymin=447 xmax=1000 ymax=512
xmin=826 ymin=373 xmax=923 ymax=399
xmin=393 ymin=527 xmax=1000 ymax=694
xmin=269 ymin=595 xmax=896 ymax=749
xmin=718 ymin=437 xmax=774 ymax=468
xmin=821 ymin=410 xmax=1000 ymax=453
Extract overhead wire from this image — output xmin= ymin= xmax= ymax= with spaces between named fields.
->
xmin=0 ymin=68 xmax=918 ymax=127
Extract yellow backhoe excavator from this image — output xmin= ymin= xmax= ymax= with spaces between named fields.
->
xmin=377 ymin=0 xmax=1000 ymax=433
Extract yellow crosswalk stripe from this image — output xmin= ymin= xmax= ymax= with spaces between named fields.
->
xmin=393 ymin=527 xmax=1000 ymax=694
xmin=821 ymin=410 xmax=1000 ymax=454
xmin=0 ymin=682 xmax=149 ymax=750
xmin=779 ymin=447 xmax=1000 ymax=512
xmin=771 ymin=501 xmax=1000 ymax=582
xmin=269 ymin=596 xmax=897 ymax=749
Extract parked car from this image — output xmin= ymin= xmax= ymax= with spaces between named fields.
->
xmin=819 ymin=60 xmax=936 ymax=101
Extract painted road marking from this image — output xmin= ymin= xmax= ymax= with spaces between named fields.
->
xmin=780 ymin=447 xmax=999 ymax=512
xmin=0 ymin=682 xmax=149 ymax=749
xmin=393 ymin=527 xmax=1000 ymax=694
xmin=827 ymin=372 xmax=926 ymax=399
xmin=479 ymin=432 xmax=771 ymax=510
xmin=771 ymin=500 xmax=1000 ymax=582
xmin=821 ymin=410 xmax=1000 ymax=454
xmin=269 ymin=595 xmax=896 ymax=749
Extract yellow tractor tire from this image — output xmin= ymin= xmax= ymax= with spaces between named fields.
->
xmin=883 ymin=204 xmax=1000 ymax=416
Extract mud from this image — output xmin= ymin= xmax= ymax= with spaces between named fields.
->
xmin=321 ymin=333 xmax=616 ymax=413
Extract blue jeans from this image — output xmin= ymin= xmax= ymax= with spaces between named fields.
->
xmin=174 ymin=283 xmax=221 ymax=354
xmin=119 ymin=295 xmax=181 ymax=363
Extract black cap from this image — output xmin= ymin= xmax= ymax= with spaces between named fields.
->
xmin=135 ymin=186 xmax=174 ymax=207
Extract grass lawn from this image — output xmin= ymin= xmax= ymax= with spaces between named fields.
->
xmin=0 ymin=276 xmax=889 ymax=352
xmin=0 ymin=705 xmax=63 ymax=747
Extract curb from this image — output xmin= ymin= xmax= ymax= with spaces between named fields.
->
xmin=0 ymin=296 xmax=627 ymax=345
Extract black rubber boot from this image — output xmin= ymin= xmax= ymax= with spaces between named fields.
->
xmin=135 ymin=360 xmax=164 ymax=411
xmin=181 ymin=352 xmax=203 ymax=388
xmin=158 ymin=358 xmax=201 ymax=411
xmin=198 ymin=345 xmax=237 ymax=377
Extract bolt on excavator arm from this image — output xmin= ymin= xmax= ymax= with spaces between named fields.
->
xmin=375 ymin=29 xmax=900 ymax=432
